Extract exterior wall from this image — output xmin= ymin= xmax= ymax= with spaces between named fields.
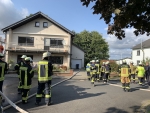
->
xmin=5 ymin=17 xmax=72 ymax=68
xmin=71 ymin=45 xmax=84 ymax=67
xmin=8 ymin=52 xmax=68 ymax=66
xmin=132 ymin=48 xmax=150 ymax=65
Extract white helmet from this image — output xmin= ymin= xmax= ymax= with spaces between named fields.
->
xmin=91 ymin=60 xmax=95 ymax=62
xmin=96 ymin=60 xmax=99 ymax=62
xmin=0 ymin=53 xmax=4 ymax=57
xmin=122 ymin=60 xmax=126 ymax=63
xmin=139 ymin=62 xmax=142 ymax=65
xmin=25 ymin=57 xmax=31 ymax=61
xmin=21 ymin=55 xmax=27 ymax=59
xmin=105 ymin=62 xmax=109 ymax=65
xmin=43 ymin=52 xmax=51 ymax=58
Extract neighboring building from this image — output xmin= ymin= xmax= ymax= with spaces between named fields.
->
xmin=132 ymin=38 xmax=150 ymax=65
xmin=71 ymin=43 xmax=85 ymax=69
xmin=1 ymin=11 xmax=84 ymax=69
xmin=116 ymin=57 xmax=132 ymax=65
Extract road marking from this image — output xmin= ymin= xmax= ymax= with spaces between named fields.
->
xmin=108 ymin=83 xmax=150 ymax=92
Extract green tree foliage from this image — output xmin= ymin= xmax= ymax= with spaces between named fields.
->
xmin=80 ymin=0 xmax=150 ymax=39
xmin=142 ymin=57 xmax=150 ymax=65
xmin=73 ymin=30 xmax=109 ymax=66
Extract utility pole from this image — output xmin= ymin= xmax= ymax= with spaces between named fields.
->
xmin=141 ymin=38 xmax=144 ymax=62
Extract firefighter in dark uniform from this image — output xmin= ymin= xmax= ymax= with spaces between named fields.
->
xmin=101 ymin=62 xmax=105 ymax=81
xmin=20 ymin=57 xmax=34 ymax=104
xmin=95 ymin=60 xmax=100 ymax=82
xmin=14 ymin=55 xmax=27 ymax=94
xmin=35 ymin=52 xmax=53 ymax=106
xmin=103 ymin=62 xmax=110 ymax=83
xmin=0 ymin=53 xmax=7 ymax=102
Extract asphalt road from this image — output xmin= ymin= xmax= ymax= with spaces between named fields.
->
xmin=3 ymin=77 xmax=150 ymax=113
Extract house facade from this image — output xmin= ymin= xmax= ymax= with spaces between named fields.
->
xmin=71 ymin=44 xmax=85 ymax=69
xmin=116 ymin=57 xmax=132 ymax=65
xmin=132 ymin=38 xmax=150 ymax=65
xmin=1 ymin=11 xmax=81 ymax=69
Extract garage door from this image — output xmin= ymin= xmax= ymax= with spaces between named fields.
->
xmin=71 ymin=59 xmax=82 ymax=69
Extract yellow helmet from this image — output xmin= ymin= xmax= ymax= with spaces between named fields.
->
xmin=43 ymin=52 xmax=51 ymax=58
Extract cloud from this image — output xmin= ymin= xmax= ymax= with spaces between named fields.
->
xmin=105 ymin=28 xmax=150 ymax=60
xmin=0 ymin=0 xmax=29 ymax=37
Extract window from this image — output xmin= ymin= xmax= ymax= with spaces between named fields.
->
xmin=137 ymin=50 xmax=140 ymax=56
xmin=137 ymin=60 xmax=140 ymax=65
xmin=50 ymin=38 xmax=64 ymax=48
xmin=35 ymin=22 xmax=40 ymax=27
xmin=18 ymin=37 xmax=34 ymax=46
xmin=17 ymin=55 xmax=33 ymax=63
xmin=50 ymin=56 xmax=63 ymax=64
xmin=43 ymin=22 xmax=48 ymax=28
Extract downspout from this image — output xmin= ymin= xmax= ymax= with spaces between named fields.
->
xmin=70 ymin=36 xmax=73 ymax=68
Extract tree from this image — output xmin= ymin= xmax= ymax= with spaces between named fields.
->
xmin=73 ymin=30 xmax=109 ymax=66
xmin=80 ymin=0 xmax=150 ymax=39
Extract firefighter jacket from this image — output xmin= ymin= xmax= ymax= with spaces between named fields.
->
xmin=95 ymin=63 xmax=100 ymax=74
xmin=130 ymin=65 xmax=136 ymax=74
xmin=19 ymin=63 xmax=34 ymax=89
xmin=104 ymin=65 xmax=111 ymax=74
xmin=38 ymin=60 xmax=53 ymax=83
xmin=86 ymin=63 xmax=91 ymax=72
xmin=0 ymin=59 xmax=7 ymax=81
xmin=119 ymin=64 xmax=131 ymax=77
xmin=90 ymin=64 xmax=96 ymax=74
xmin=101 ymin=65 xmax=105 ymax=72
xmin=14 ymin=61 xmax=25 ymax=75
xmin=144 ymin=65 xmax=150 ymax=75
xmin=136 ymin=66 xmax=145 ymax=77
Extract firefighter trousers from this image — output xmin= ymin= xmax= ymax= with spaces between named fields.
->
xmin=103 ymin=73 xmax=109 ymax=82
xmin=130 ymin=74 xmax=136 ymax=82
xmin=36 ymin=81 xmax=51 ymax=104
xmin=101 ymin=72 xmax=105 ymax=80
xmin=22 ymin=88 xmax=30 ymax=103
xmin=18 ymin=78 xmax=22 ymax=93
xmin=138 ymin=77 xmax=144 ymax=85
xmin=145 ymin=72 xmax=150 ymax=82
xmin=91 ymin=74 xmax=96 ymax=83
xmin=121 ymin=76 xmax=130 ymax=90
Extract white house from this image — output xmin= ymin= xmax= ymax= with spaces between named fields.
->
xmin=1 ymin=11 xmax=85 ymax=69
xmin=116 ymin=57 xmax=132 ymax=65
xmin=132 ymin=38 xmax=150 ymax=65
xmin=71 ymin=43 xmax=85 ymax=69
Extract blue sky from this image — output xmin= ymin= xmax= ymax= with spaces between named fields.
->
xmin=12 ymin=0 xmax=107 ymax=34
xmin=0 ymin=0 xmax=149 ymax=60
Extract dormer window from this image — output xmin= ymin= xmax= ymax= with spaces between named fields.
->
xmin=35 ymin=22 xmax=40 ymax=27
xmin=43 ymin=22 xmax=48 ymax=28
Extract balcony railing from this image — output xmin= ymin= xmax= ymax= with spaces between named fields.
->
xmin=6 ymin=43 xmax=70 ymax=53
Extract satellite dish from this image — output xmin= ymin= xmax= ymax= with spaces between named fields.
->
xmin=62 ymin=40 xmax=66 ymax=45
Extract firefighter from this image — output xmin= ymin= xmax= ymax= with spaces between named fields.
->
xmin=0 ymin=53 xmax=7 ymax=102
xmin=107 ymin=61 xmax=111 ymax=81
xmin=103 ymin=61 xmax=110 ymax=83
xmin=14 ymin=55 xmax=27 ymax=94
xmin=101 ymin=62 xmax=105 ymax=81
xmin=119 ymin=60 xmax=131 ymax=92
xmin=90 ymin=61 xmax=93 ymax=79
xmin=20 ymin=57 xmax=34 ymax=104
xmin=86 ymin=62 xmax=91 ymax=80
xmin=90 ymin=60 xmax=96 ymax=86
xmin=95 ymin=60 xmax=100 ymax=82
xmin=136 ymin=62 xmax=145 ymax=86
xmin=130 ymin=61 xmax=137 ymax=83
xmin=35 ymin=52 xmax=53 ymax=106
xmin=144 ymin=62 xmax=150 ymax=83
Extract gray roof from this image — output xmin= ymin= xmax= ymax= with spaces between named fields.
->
xmin=132 ymin=38 xmax=150 ymax=50
xmin=1 ymin=11 xmax=74 ymax=36
xmin=72 ymin=43 xmax=85 ymax=53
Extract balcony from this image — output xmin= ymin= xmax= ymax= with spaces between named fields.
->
xmin=6 ymin=43 xmax=70 ymax=53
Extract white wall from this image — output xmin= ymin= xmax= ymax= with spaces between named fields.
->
xmin=116 ymin=58 xmax=132 ymax=65
xmin=132 ymin=48 xmax=150 ymax=65
xmin=71 ymin=45 xmax=84 ymax=68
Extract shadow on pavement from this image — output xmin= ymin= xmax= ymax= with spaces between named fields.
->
xmin=4 ymin=80 xmax=106 ymax=113
xmin=104 ymin=107 xmax=128 ymax=113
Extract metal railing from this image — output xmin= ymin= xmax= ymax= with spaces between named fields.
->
xmin=6 ymin=43 xmax=70 ymax=52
